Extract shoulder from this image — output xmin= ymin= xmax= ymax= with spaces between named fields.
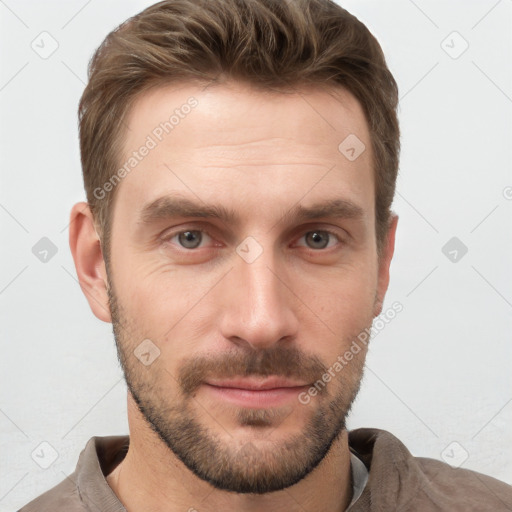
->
xmin=414 ymin=456 xmax=512 ymax=509
xmin=17 ymin=475 xmax=84 ymax=512
xmin=17 ymin=435 xmax=128 ymax=512
xmin=349 ymin=428 xmax=512 ymax=510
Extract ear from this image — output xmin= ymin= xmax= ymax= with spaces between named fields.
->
xmin=373 ymin=213 xmax=398 ymax=317
xmin=69 ymin=202 xmax=112 ymax=323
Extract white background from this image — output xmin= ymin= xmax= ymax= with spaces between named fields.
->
xmin=1 ymin=0 xmax=511 ymax=510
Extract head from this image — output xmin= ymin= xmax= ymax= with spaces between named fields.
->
xmin=70 ymin=0 xmax=399 ymax=495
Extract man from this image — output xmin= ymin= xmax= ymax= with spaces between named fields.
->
xmin=19 ymin=0 xmax=512 ymax=510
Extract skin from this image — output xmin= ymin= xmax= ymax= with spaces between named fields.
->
xmin=69 ymin=81 xmax=398 ymax=512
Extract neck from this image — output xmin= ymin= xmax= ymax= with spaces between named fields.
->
xmin=107 ymin=393 xmax=353 ymax=512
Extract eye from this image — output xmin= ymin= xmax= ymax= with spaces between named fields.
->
xmin=297 ymin=230 xmax=340 ymax=250
xmin=167 ymin=230 xmax=212 ymax=249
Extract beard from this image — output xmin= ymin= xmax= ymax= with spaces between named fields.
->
xmin=107 ymin=276 xmax=367 ymax=494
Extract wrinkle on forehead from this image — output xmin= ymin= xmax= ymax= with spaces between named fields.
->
xmin=113 ymin=80 xmax=375 ymax=235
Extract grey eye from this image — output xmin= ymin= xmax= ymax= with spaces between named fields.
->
xmin=178 ymin=230 xmax=203 ymax=249
xmin=304 ymin=231 xmax=330 ymax=249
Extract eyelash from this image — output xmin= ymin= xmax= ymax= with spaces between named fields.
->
xmin=161 ymin=229 xmax=216 ymax=249
xmin=160 ymin=226 xmax=344 ymax=251
xmin=294 ymin=229 xmax=342 ymax=250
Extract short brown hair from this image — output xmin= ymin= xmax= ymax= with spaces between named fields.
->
xmin=79 ymin=0 xmax=399 ymax=262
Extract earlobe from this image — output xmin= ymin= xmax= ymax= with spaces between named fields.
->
xmin=68 ymin=202 xmax=112 ymax=323
xmin=373 ymin=213 xmax=398 ymax=317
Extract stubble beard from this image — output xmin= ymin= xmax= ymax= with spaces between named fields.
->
xmin=107 ymin=278 xmax=367 ymax=494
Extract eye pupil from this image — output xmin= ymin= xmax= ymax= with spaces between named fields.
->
xmin=305 ymin=231 xmax=329 ymax=249
xmin=178 ymin=230 xmax=202 ymax=249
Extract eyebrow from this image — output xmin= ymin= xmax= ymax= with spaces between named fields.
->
xmin=280 ymin=198 xmax=365 ymax=225
xmin=138 ymin=196 xmax=365 ymax=227
xmin=139 ymin=196 xmax=238 ymax=225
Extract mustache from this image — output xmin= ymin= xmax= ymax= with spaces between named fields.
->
xmin=178 ymin=344 xmax=328 ymax=396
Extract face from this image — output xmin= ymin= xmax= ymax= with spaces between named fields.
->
xmin=103 ymin=81 xmax=392 ymax=493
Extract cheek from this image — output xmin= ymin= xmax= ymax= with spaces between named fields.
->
xmin=116 ymin=267 xmax=219 ymax=357
xmin=294 ymin=262 xmax=377 ymax=358
xmin=298 ymin=258 xmax=378 ymax=318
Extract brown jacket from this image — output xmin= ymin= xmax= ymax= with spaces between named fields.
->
xmin=18 ymin=428 xmax=512 ymax=511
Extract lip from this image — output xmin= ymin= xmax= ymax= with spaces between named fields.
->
xmin=202 ymin=377 xmax=310 ymax=408
xmin=204 ymin=376 xmax=309 ymax=390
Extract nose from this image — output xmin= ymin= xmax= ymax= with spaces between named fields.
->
xmin=219 ymin=248 xmax=299 ymax=350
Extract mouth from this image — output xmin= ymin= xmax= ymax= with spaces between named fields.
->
xmin=201 ymin=377 xmax=311 ymax=408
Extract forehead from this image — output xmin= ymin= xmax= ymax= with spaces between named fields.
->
xmin=114 ymin=81 xmax=374 ymax=226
